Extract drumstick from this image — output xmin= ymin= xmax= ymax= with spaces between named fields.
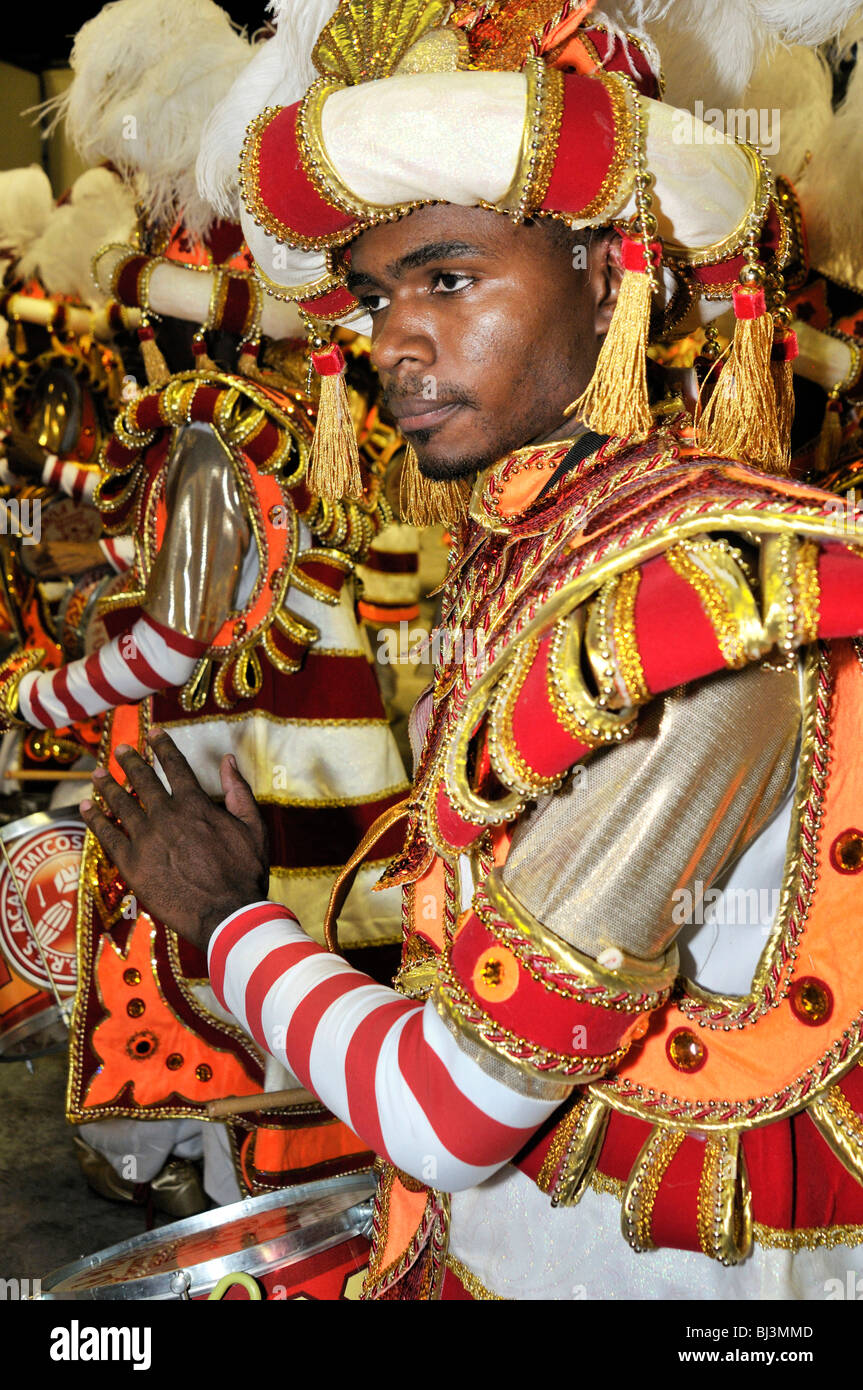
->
xmin=206 ymin=1087 xmax=319 ymax=1118
xmin=4 ymin=769 xmax=97 ymax=780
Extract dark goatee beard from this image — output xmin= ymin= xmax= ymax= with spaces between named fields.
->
xmin=413 ymin=446 xmax=495 ymax=482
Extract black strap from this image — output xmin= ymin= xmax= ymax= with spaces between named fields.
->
xmin=536 ymin=429 xmax=608 ymax=500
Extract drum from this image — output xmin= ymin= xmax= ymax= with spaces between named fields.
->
xmin=56 ymin=567 xmax=118 ymax=661
xmin=38 ymin=1172 xmax=375 ymax=1300
xmin=19 ymin=493 xmax=104 ymax=579
xmin=0 ymin=808 xmax=83 ymax=1060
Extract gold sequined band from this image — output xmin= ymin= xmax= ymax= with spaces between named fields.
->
xmin=612 ymin=567 xmax=650 ymax=703
xmin=665 ymin=543 xmax=747 ymax=667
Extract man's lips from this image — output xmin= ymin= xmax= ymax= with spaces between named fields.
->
xmin=387 ymin=401 xmax=463 ymax=433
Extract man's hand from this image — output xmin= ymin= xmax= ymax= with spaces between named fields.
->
xmin=80 ymin=728 xmax=270 ymax=955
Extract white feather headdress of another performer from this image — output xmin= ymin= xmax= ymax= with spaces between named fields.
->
xmin=18 ymin=168 xmax=137 ymax=306
xmin=41 ymin=0 xmax=253 ymax=243
xmin=0 ymin=166 xmax=54 ymax=264
xmin=198 ymin=0 xmax=340 ymax=223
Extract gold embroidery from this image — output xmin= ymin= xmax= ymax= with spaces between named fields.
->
xmin=795 ymin=539 xmax=821 ymax=645
xmin=665 ymin=542 xmax=750 ymax=667
xmin=445 ymin=1255 xmax=503 ymax=1300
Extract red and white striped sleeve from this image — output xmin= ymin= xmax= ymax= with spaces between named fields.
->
xmin=208 ymin=903 xmax=567 ymax=1192
xmin=41 ymin=454 xmax=99 ymax=505
xmin=16 ymin=612 xmax=205 ymax=729
xmin=98 ymin=535 xmax=136 ymax=574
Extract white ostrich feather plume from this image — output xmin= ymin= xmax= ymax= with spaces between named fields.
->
xmin=796 ymin=40 xmax=863 ymax=287
xmin=197 ymin=0 xmax=339 ymax=219
xmin=42 ymin=0 xmax=252 ymax=241
xmin=0 ymin=166 xmax=54 ymax=262
xmin=613 ymin=0 xmax=862 ymax=107
xmin=742 ymin=45 xmax=833 ymax=181
xmin=18 ymin=168 xmax=138 ymax=306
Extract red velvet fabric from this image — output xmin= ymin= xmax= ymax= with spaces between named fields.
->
xmin=256 ymin=103 xmax=357 ymax=240
xmin=540 ymin=74 xmax=621 ymax=220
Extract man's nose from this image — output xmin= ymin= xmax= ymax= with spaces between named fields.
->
xmin=371 ymin=302 xmax=436 ymax=374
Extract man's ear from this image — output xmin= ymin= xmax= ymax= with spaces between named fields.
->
xmin=589 ymin=229 xmax=623 ymax=336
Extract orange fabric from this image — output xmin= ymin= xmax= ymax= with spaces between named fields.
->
xmin=540 ymin=2 xmax=598 ymax=63
xmin=376 ymin=1177 xmax=431 ymax=1273
xmin=85 ymin=915 xmax=259 ymax=1108
xmin=495 ymin=462 xmax=560 ymax=517
xmin=410 ymin=855 xmax=447 ymax=951
xmin=358 ymin=603 xmax=420 ymax=623
xmin=607 ymin=640 xmax=863 ymax=1106
xmin=107 ymin=704 xmax=140 ymax=784
xmin=251 ymin=1119 xmax=369 ymax=1176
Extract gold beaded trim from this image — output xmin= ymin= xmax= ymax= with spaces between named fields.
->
xmin=477 ymin=871 xmax=678 ymax=1010
xmin=0 ymin=647 xmax=46 ymax=728
xmin=547 ymin=605 xmax=638 ymax=747
xmin=621 ymin=1126 xmax=685 ymax=1253
xmin=495 ymin=59 xmax=563 ymax=222
xmin=240 ymin=101 xmax=361 ymax=254
xmin=611 ymin=567 xmax=650 ymax=703
xmin=592 ymin=1168 xmax=863 ymax=1251
xmin=664 ymin=541 xmax=753 ymax=667
xmin=445 ymin=1255 xmax=503 ymax=1300
xmin=696 ymin=1131 xmax=753 ymax=1265
xmin=570 ymin=70 xmax=636 ymax=227
xmin=794 ymin=540 xmax=821 ymax=645
xmin=808 ymin=1084 xmax=863 ymax=1186
xmin=487 ymin=635 xmax=565 ymax=796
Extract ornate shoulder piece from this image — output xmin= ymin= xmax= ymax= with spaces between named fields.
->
xmin=96 ymin=370 xmax=310 ymax=536
xmin=419 ymin=519 xmax=833 ymax=861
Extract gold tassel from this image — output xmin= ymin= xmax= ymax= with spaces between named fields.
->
xmin=698 ymin=283 xmax=786 ymax=473
xmin=14 ymin=319 xmax=27 ymax=355
xmin=137 ymin=324 xmax=170 ymax=389
xmin=814 ymin=395 xmax=843 ymax=474
xmin=566 ymin=237 xmax=658 ymax=440
xmin=238 ymin=338 xmax=261 ymax=379
xmin=399 ymin=444 xmax=471 ymax=527
xmin=308 ymin=343 xmax=363 ymax=501
xmin=770 ymin=322 xmax=797 ymax=472
xmin=191 ymin=334 xmax=219 ymax=375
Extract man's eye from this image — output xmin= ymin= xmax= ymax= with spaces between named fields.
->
xmin=431 ymin=272 xmax=473 ymax=294
xmin=360 ymin=293 xmax=389 ymax=314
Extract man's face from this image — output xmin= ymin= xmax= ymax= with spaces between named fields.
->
xmin=347 ymin=204 xmax=616 ymax=479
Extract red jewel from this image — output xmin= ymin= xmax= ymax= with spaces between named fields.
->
xmin=789 ymin=976 xmax=833 ymax=1026
xmin=830 ymin=829 xmax=863 ymax=874
xmin=666 ymin=1027 xmax=707 ymax=1072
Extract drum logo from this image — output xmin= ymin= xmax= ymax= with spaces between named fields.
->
xmin=0 ymin=822 xmax=83 ymax=994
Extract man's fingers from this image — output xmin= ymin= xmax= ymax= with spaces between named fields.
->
xmin=220 ymin=754 xmax=267 ymax=853
xmin=80 ymin=799 xmax=133 ymax=876
xmin=147 ymin=728 xmax=205 ymax=800
xmin=92 ymin=766 xmax=147 ymax=833
xmin=115 ymin=743 xmax=170 ymax=812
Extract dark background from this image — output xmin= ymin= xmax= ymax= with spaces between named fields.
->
xmin=2 ymin=3 xmax=270 ymax=71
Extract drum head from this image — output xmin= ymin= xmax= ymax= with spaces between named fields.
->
xmin=40 ymin=1172 xmax=376 ymax=1300
xmin=0 ymin=809 xmax=83 ymax=1000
